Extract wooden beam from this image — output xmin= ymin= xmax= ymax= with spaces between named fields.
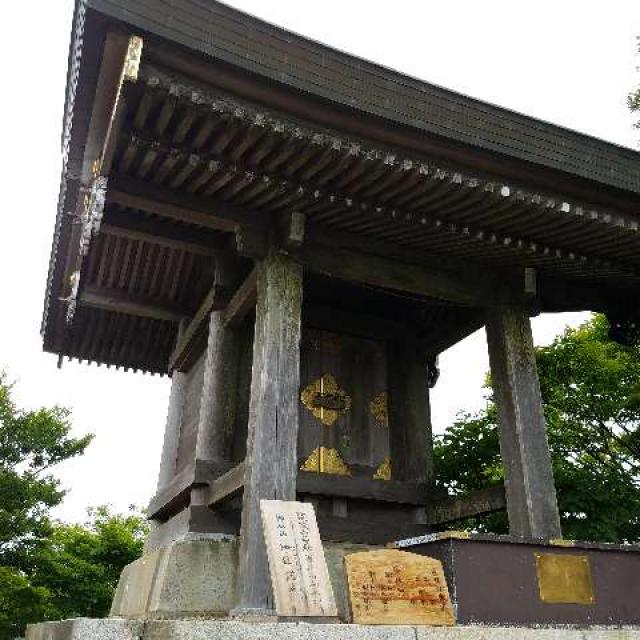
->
xmin=425 ymin=485 xmax=506 ymax=526
xmin=235 ymin=223 xmax=270 ymax=259
xmin=236 ymin=251 xmax=303 ymax=614
xmin=148 ymin=459 xmax=225 ymax=520
xmin=303 ymin=304 xmax=407 ymax=340
xmin=82 ymin=35 xmax=142 ymax=183
xmin=297 ymin=242 xmax=494 ymax=306
xmin=207 ymin=461 xmax=246 ymax=507
xmin=79 ymin=285 xmax=186 ymax=323
xmin=277 ymin=211 xmax=306 ymax=250
xmin=107 ymin=173 xmax=260 ymax=233
xmin=223 ymin=268 xmax=257 ymax=328
xmin=168 ymin=283 xmax=228 ymax=372
xmin=485 ymin=306 xmax=562 ymax=539
xmin=296 ymin=472 xmax=434 ymax=505
xmin=424 ymin=312 xmax=486 ymax=356
xmin=63 ymin=34 xmax=144 ymax=326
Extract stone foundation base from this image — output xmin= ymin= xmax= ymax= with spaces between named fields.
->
xmin=26 ymin=618 xmax=640 ymax=640
xmin=110 ymin=537 xmax=375 ymax=621
xmin=110 ymin=538 xmax=239 ymax=618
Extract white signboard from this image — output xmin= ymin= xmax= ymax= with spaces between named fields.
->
xmin=260 ymin=499 xmax=338 ymax=617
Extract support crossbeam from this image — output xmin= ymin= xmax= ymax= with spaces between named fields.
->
xmin=223 ymin=268 xmax=257 ymax=328
xmin=79 ymin=285 xmax=186 ymax=323
xmin=298 ymin=242 xmax=499 ymax=306
xmin=425 ymin=485 xmax=507 ymax=526
xmin=107 ymin=173 xmax=257 ymax=233
xmin=207 ymin=462 xmax=246 ymax=507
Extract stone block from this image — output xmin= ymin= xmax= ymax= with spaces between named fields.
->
xmin=26 ymin=619 xmax=142 ymax=640
xmin=111 ymin=549 xmax=162 ymax=617
xmin=111 ymin=538 xmax=238 ymax=618
xmin=25 ymin=619 xmax=640 ymax=640
xmin=144 ymin=620 xmax=415 ymax=640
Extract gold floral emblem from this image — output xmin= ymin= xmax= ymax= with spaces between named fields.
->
xmin=300 ymin=447 xmax=351 ymax=476
xmin=373 ymin=457 xmax=391 ymax=480
xmin=300 ymin=374 xmax=351 ymax=426
xmin=369 ymin=391 xmax=388 ymax=427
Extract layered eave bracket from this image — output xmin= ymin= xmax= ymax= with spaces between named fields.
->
xmin=43 ymin=0 xmax=640 ymax=374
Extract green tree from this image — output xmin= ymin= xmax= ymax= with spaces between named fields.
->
xmin=29 ymin=507 xmax=148 ymax=620
xmin=0 ymin=373 xmax=92 ymax=567
xmin=0 ymin=372 xmax=92 ymax=639
xmin=434 ymin=315 xmax=640 ymax=543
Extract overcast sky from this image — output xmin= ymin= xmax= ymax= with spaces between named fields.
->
xmin=0 ymin=1 xmax=638 ymax=523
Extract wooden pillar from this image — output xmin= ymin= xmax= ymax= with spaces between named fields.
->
xmin=155 ymin=371 xmax=186 ymax=491
xmin=189 ymin=310 xmax=241 ymax=506
xmin=485 ymin=306 xmax=561 ymax=539
xmin=195 ymin=310 xmax=239 ymax=466
xmin=387 ymin=337 xmax=434 ymax=484
xmin=234 ymin=251 xmax=303 ymax=615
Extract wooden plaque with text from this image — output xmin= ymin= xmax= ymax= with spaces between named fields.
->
xmin=344 ymin=549 xmax=455 ymax=625
xmin=260 ymin=499 xmax=338 ymax=617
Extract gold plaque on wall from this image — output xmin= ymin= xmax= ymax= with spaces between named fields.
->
xmin=345 ymin=549 xmax=455 ymax=625
xmin=535 ymin=553 xmax=594 ymax=605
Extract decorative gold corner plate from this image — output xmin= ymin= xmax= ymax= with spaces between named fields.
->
xmin=300 ymin=446 xmax=351 ymax=476
xmin=123 ymin=36 xmax=144 ymax=81
xmin=373 ymin=457 xmax=391 ymax=480
xmin=549 ymin=538 xmax=576 ymax=548
xmin=300 ymin=374 xmax=351 ymax=426
xmin=535 ymin=553 xmax=594 ymax=605
xmin=369 ymin=391 xmax=389 ymax=427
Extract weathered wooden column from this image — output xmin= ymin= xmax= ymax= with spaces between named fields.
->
xmin=234 ymin=251 xmax=303 ymax=615
xmin=155 ymin=371 xmax=187 ymax=491
xmin=196 ymin=311 xmax=238 ymax=464
xmin=485 ymin=306 xmax=561 ymax=539
xmin=387 ymin=337 xmax=434 ymax=485
xmin=156 ymin=320 xmax=189 ymax=492
xmin=190 ymin=310 xmax=240 ymax=506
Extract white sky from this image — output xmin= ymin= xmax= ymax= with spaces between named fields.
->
xmin=0 ymin=0 xmax=638 ymax=523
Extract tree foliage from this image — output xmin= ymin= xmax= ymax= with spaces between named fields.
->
xmin=0 ymin=372 xmax=92 ymax=568
xmin=0 ymin=508 xmax=147 ymax=640
xmin=29 ymin=507 xmax=148 ymax=620
xmin=434 ymin=315 xmax=640 ymax=543
xmin=0 ymin=372 xmax=149 ymax=639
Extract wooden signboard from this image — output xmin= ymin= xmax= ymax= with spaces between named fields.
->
xmin=344 ymin=549 xmax=455 ymax=626
xmin=260 ymin=499 xmax=338 ymax=617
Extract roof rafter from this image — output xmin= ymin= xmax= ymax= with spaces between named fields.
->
xmin=136 ymin=63 xmax=640 ymax=235
xmin=114 ymin=131 xmax=640 ymax=281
